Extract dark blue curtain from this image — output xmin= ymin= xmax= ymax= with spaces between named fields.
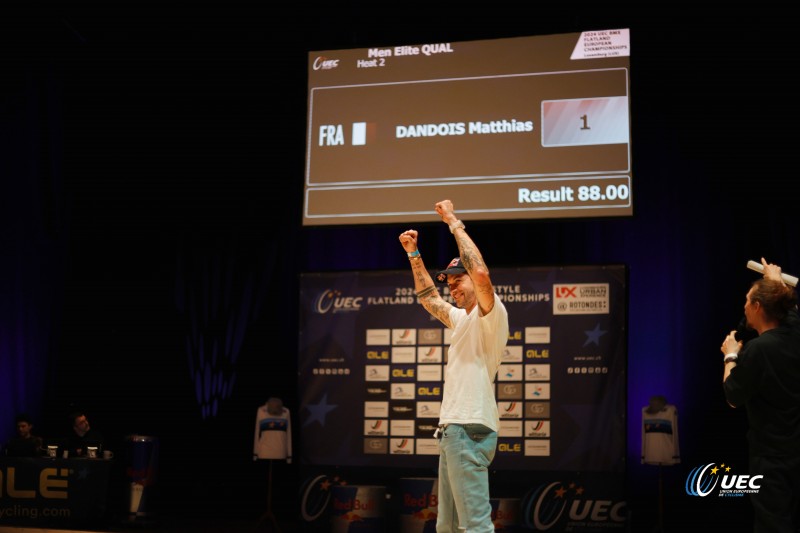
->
xmin=175 ymin=235 xmax=275 ymax=420
xmin=1 ymin=63 xmax=67 ymax=447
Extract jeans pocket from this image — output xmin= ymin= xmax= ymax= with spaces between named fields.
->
xmin=466 ymin=426 xmax=497 ymax=466
xmin=466 ymin=424 xmax=492 ymax=442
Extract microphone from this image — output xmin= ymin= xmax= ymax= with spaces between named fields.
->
xmin=734 ymin=315 xmax=756 ymax=343
xmin=747 ymin=260 xmax=799 ymax=287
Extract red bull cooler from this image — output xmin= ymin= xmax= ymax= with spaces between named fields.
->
xmin=124 ymin=435 xmax=159 ymax=524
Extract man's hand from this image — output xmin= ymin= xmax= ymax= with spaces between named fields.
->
xmin=721 ymin=330 xmax=742 ymax=356
xmin=435 ymin=199 xmax=457 ymax=225
xmin=399 ymin=229 xmax=418 ymax=253
xmin=761 ymin=257 xmax=784 ymax=283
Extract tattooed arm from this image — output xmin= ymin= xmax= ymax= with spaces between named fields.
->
xmin=399 ymin=229 xmax=454 ymax=328
xmin=435 ymin=199 xmax=496 ymax=315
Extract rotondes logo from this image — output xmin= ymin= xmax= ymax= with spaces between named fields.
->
xmin=685 ymin=463 xmax=762 ymax=498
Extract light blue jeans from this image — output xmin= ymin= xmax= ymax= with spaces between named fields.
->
xmin=436 ymin=423 xmax=497 ymax=532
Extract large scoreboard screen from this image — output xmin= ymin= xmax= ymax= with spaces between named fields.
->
xmin=304 ymin=29 xmax=632 ymax=226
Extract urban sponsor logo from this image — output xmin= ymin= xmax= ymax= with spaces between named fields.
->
xmin=553 ymin=284 xmax=610 ymax=315
xmin=686 ymin=463 xmax=762 ymax=498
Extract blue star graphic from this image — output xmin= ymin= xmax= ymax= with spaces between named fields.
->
xmin=556 ymin=372 xmax=625 ymax=471
xmin=304 ymin=393 xmax=338 ymax=427
xmin=583 ymin=323 xmax=607 ymax=347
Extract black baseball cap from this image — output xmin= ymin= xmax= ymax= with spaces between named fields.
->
xmin=436 ymin=257 xmax=467 ymax=283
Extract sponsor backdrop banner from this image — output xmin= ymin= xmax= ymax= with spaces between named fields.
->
xmin=297 ymin=466 xmax=627 ymax=532
xmin=298 ymin=266 xmax=626 ymax=472
xmin=0 ymin=457 xmax=111 ymax=528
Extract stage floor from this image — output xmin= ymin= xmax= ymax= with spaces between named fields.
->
xmin=0 ymin=516 xmax=295 ymax=533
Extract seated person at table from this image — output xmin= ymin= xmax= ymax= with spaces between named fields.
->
xmin=4 ymin=413 xmax=44 ymax=457
xmin=65 ymin=411 xmax=104 ymax=457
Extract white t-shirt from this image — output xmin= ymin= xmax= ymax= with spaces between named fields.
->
xmin=439 ymin=293 xmax=509 ymax=432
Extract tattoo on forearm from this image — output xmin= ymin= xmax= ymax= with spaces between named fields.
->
xmin=417 ymin=286 xmax=436 ymax=299
xmin=455 ymin=234 xmax=485 ymax=273
xmin=423 ymin=298 xmax=451 ymax=327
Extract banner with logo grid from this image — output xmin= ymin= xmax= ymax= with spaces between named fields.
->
xmin=298 ymin=266 xmax=625 ymax=472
